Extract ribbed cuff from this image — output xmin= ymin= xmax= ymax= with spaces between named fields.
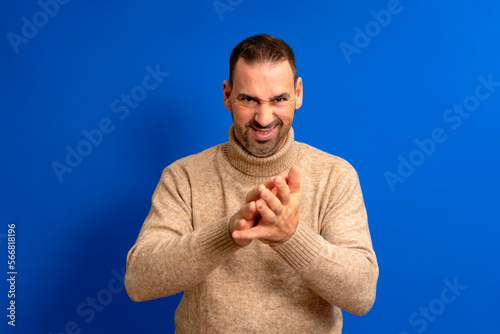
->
xmin=196 ymin=216 xmax=240 ymax=261
xmin=272 ymin=221 xmax=323 ymax=270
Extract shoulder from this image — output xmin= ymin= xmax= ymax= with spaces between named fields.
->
xmin=296 ymin=141 xmax=358 ymax=178
xmin=160 ymin=144 xmax=224 ymax=180
xmin=295 ymin=142 xmax=363 ymax=203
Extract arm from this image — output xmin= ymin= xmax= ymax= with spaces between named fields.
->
xmin=125 ymin=166 xmax=245 ymax=302
xmin=273 ymin=165 xmax=378 ymax=316
xmin=234 ymin=164 xmax=378 ymax=315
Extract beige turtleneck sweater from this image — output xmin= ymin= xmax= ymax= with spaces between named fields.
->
xmin=125 ymin=125 xmax=378 ymax=333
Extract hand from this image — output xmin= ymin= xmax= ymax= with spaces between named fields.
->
xmin=228 ymin=201 xmax=259 ymax=247
xmin=232 ymin=166 xmax=301 ymax=246
xmin=228 ymin=175 xmax=283 ymax=247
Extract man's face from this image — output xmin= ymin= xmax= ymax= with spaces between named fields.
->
xmin=223 ymin=59 xmax=303 ymax=157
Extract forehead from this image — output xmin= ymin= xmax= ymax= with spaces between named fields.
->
xmin=232 ymin=59 xmax=295 ymax=96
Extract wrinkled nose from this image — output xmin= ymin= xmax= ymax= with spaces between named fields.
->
xmin=254 ymin=103 xmax=274 ymax=128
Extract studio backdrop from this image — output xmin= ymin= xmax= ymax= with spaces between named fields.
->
xmin=1 ymin=1 xmax=499 ymax=333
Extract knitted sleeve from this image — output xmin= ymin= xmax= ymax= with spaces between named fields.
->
xmin=124 ymin=166 xmax=240 ymax=302
xmin=273 ymin=162 xmax=379 ymax=316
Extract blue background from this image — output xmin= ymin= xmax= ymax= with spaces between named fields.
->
xmin=1 ymin=0 xmax=499 ymax=333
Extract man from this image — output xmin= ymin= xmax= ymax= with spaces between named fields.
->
xmin=125 ymin=34 xmax=378 ymax=333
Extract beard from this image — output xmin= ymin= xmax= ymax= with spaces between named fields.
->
xmin=233 ymin=118 xmax=290 ymax=157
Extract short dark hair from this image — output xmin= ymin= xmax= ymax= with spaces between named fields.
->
xmin=229 ymin=34 xmax=298 ymax=89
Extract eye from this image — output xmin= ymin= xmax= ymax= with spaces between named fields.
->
xmin=240 ymin=97 xmax=258 ymax=107
xmin=274 ymin=97 xmax=286 ymax=103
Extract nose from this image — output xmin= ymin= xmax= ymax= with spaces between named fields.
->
xmin=254 ymin=102 xmax=274 ymax=127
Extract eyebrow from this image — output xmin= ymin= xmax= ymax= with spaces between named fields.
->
xmin=236 ymin=92 xmax=291 ymax=101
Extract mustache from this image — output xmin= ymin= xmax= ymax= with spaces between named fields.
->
xmin=247 ymin=119 xmax=282 ymax=130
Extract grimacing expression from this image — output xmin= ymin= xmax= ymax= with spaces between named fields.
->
xmin=223 ymin=59 xmax=303 ymax=157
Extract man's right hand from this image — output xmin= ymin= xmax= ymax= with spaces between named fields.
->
xmin=229 ymin=178 xmax=277 ymax=247
xmin=228 ymin=201 xmax=259 ymax=247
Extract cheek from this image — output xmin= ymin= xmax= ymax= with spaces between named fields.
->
xmin=232 ymin=107 xmax=254 ymax=124
xmin=276 ymin=106 xmax=295 ymax=123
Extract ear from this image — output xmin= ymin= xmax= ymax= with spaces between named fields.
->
xmin=223 ymin=80 xmax=232 ymax=111
xmin=295 ymin=77 xmax=303 ymax=110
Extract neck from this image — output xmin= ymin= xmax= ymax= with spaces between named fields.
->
xmin=223 ymin=124 xmax=299 ymax=179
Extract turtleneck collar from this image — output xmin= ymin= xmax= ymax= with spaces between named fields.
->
xmin=222 ymin=123 xmax=299 ymax=180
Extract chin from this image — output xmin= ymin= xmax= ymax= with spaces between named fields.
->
xmin=247 ymin=138 xmax=282 ymax=157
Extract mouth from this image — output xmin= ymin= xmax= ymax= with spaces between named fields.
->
xmin=250 ymin=125 xmax=277 ymax=141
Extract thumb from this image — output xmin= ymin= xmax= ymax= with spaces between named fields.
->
xmin=288 ymin=166 xmax=301 ymax=194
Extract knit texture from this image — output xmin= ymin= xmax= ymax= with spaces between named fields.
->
xmin=125 ymin=125 xmax=378 ymax=333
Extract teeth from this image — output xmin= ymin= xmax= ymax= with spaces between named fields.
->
xmin=253 ymin=127 xmax=273 ymax=136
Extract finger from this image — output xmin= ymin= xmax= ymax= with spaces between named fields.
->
xmin=231 ymin=221 xmax=254 ymax=247
xmin=287 ymin=166 xmax=301 ymax=194
xmin=256 ymin=198 xmax=277 ymax=224
xmin=234 ymin=218 xmax=253 ymax=231
xmin=280 ymin=169 xmax=291 ymax=183
xmin=259 ymin=188 xmax=283 ymax=216
xmin=245 ymin=176 xmax=275 ymax=202
xmin=273 ymin=176 xmax=291 ymax=205
xmin=246 ymin=184 xmax=265 ymax=203
xmin=232 ymin=224 xmax=268 ymax=240
xmin=240 ymin=201 xmax=257 ymax=220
